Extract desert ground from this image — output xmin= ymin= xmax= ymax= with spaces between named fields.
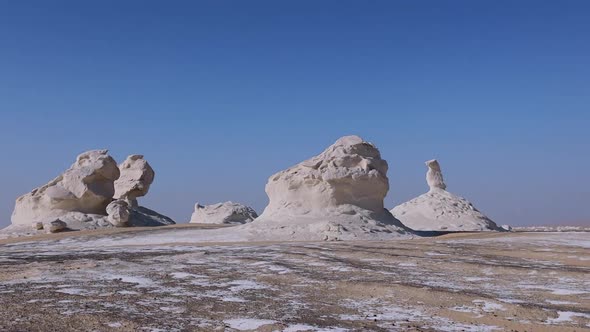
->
xmin=0 ymin=226 xmax=588 ymax=332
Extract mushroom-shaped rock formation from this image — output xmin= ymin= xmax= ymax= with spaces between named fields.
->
xmin=390 ymin=159 xmax=499 ymax=232
xmin=114 ymin=155 xmax=155 ymax=207
xmin=242 ymin=135 xmax=411 ymax=241
xmin=11 ymin=150 xmax=120 ymax=226
xmin=190 ymin=201 xmax=258 ymax=224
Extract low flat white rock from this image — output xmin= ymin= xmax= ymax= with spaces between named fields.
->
xmin=391 ymin=160 xmax=499 ymax=232
xmin=190 ymin=202 xmax=258 ymax=224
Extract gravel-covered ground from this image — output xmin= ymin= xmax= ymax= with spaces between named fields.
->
xmin=0 ymin=229 xmax=588 ymax=331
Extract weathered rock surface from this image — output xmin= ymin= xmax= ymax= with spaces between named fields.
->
xmin=106 ymin=200 xmax=130 ymax=227
xmin=114 ymin=155 xmax=154 ymax=207
xmin=242 ymin=135 xmax=411 ymax=241
xmin=11 ymin=150 xmax=120 ymax=226
xmin=190 ymin=202 xmax=258 ymax=224
xmin=391 ymin=159 xmax=499 ymax=232
xmin=426 ymin=159 xmax=446 ymax=190
xmin=111 ymin=154 xmax=174 ymax=227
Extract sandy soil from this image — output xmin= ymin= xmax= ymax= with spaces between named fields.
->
xmin=0 ymin=229 xmax=588 ymax=331
xmin=0 ymin=223 xmax=233 ymax=245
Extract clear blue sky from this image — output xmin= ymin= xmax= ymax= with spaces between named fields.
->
xmin=1 ymin=1 xmax=589 ymax=227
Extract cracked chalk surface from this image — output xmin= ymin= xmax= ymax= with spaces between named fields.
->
xmin=0 ymin=230 xmax=589 ymax=331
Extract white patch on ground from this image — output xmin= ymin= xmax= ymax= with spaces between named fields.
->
xmin=546 ymin=311 xmax=590 ymax=324
xmin=465 ymin=277 xmax=492 ymax=282
xmin=360 ymin=258 xmax=383 ymax=262
xmin=546 ymin=300 xmax=578 ymax=305
xmin=498 ymin=298 xmax=525 ymax=304
xmin=284 ymin=325 xmax=348 ymax=332
xmin=261 ymin=263 xmax=292 ymax=274
xmin=305 ymin=262 xmax=328 ymax=267
xmin=329 ymin=266 xmax=353 ymax=272
xmin=450 ymin=305 xmax=483 ymax=317
xmin=55 ymin=288 xmax=93 ymax=296
xmin=227 ymin=280 xmax=268 ymax=292
xmin=397 ymin=262 xmax=417 ymax=267
xmin=472 ymin=300 xmax=505 ymax=312
xmin=99 ymin=273 xmax=155 ymax=287
xmin=223 ymin=318 xmax=277 ymax=330
xmin=159 ymin=306 xmax=186 ymax=314
xmin=444 ymin=233 xmax=590 ymax=248
xmin=425 ymin=252 xmax=447 ymax=256
xmin=221 ymin=296 xmax=247 ymax=303
xmin=518 ymin=284 xmax=588 ymax=295
xmin=339 ymin=299 xmax=499 ymax=331
xmin=551 ymin=288 xmax=587 ymax=295
xmin=169 ymin=272 xmax=200 ymax=279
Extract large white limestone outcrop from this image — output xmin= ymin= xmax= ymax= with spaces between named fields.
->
xmin=390 ymin=159 xmax=499 ymax=232
xmin=241 ymin=135 xmax=411 ymax=241
xmin=11 ymin=150 xmax=120 ymax=226
xmin=113 ymin=155 xmax=175 ymax=227
xmin=4 ymin=150 xmax=174 ymax=236
xmin=190 ymin=202 xmax=258 ymax=224
xmin=114 ymin=155 xmax=155 ymax=207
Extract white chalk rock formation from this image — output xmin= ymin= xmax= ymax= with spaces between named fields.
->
xmin=114 ymin=155 xmax=154 ymax=207
xmin=390 ymin=159 xmax=499 ymax=232
xmin=106 ymin=200 xmax=130 ymax=227
xmin=242 ymin=135 xmax=411 ymax=241
xmin=11 ymin=150 xmax=120 ymax=226
xmin=426 ymin=159 xmax=446 ymax=190
xmin=4 ymin=150 xmax=175 ymax=236
xmin=111 ymin=154 xmax=175 ymax=227
xmin=190 ymin=202 xmax=258 ymax=224
xmin=113 ymin=155 xmax=175 ymax=227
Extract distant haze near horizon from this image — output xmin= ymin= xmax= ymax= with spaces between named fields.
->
xmin=1 ymin=1 xmax=589 ymax=228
